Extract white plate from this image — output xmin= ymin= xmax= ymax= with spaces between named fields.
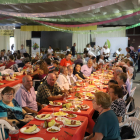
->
xmin=66 ymin=114 xmax=77 ymax=118
xmin=20 ymin=127 xmax=40 ymax=134
xmin=55 ymin=117 xmax=67 ymax=122
xmin=80 ymin=105 xmax=90 ymax=110
xmin=35 ymin=114 xmax=52 ymax=120
xmin=49 ymin=102 xmax=62 ymax=106
xmin=25 ymin=137 xmax=44 ymax=140
xmin=64 ymin=120 xmax=81 ymax=127
xmin=61 ymin=108 xmax=74 ymax=112
xmin=66 ymin=95 xmax=72 ymax=98
xmin=47 ymin=126 xmax=60 ymax=133
xmin=84 ymin=97 xmax=93 ymax=101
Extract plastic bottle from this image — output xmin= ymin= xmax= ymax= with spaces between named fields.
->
xmin=9 ymin=121 xmax=19 ymax=140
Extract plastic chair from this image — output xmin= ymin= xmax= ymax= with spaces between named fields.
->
xmin=123 ymin=94 xmax=128 ymax=101
xmin=119 ymin=117 xmax=140 ymax=140
xmin=126 ymin=97 xmax=133 ymax=113
xmin=125 ymin=107 xmax=140 ymax=120
xmin=0 ymin=119 xmax=15 ymax=140
xmin=130 ymin=87 xmax=136 ymax=97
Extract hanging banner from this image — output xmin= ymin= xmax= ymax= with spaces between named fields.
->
xmin=0 ymin=0 xmax=125 ymax=17
xmin=0 ymin=30 xmax=14 ymax=36
xmin=0 ymin=26 xmax=14 ymax=30
xmin=31 ymin=38 xmax=40 ymax=57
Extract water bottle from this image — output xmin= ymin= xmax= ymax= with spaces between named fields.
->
xmin=9 ymin=121 xmax=19 ymax=140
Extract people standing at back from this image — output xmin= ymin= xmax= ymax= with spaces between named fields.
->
xmin=20 ymin=44 xmax=27 ymax=57
xmin=71 ymin=43 xmax=76 ymax=57
xmin=48 ymin=45 xmax=53 ymax=54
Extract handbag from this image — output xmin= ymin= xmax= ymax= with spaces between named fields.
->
xmin=6 ymin=108 xmax=27 ymax=128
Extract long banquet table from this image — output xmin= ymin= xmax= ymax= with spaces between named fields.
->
xmin=7 ymin=112 xmax=88 ymax=140
xmin=39 ymin=82 xmax=107 ymax=134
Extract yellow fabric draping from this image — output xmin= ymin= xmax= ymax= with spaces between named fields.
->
xmin=21 ymin=25 xmax=97 ymax=31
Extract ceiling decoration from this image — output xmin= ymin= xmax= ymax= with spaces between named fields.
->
xmin=0 ymin=0 xmax=138 ymax=27
xmin=0 ymin=0 xmax=64 ymax=4
xmin=24 ymin=8 xmax=139 ymax=22
xmin=0 ymin=0 xmax=125 ymax=18
xmin=35 ymin=10 xmax=140 ymax=28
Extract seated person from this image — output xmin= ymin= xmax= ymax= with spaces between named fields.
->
xmin=31 ymin=60 xmax=49 ymax=80
xmin=22 ymin=53 xmax=30 ymax=64
xmin=45 ymin=58 xmax=55 ymax=73
xmin=73 ymin=63 xmax=87 ymax=80
xmin=5 ymin=55 xmax=15 ymax=69
xmin=23 ymin=61 xmax=32 ymax=69
xmin=98 ymin=55 xmax=104 ymax=65
xmin=53 ymin=53 xmax=59 ymax=61
xmin=108 ymin=80 xmax=118 ymax=89
xmin=109 ymin=85 xmax=126 ymax=123
xmin=81 ymin=59 xmax=95 ymax=77
xmin=47 ymin=53 xmax=54 ymax=61
xmin=91 ymin=56 xmax=98 ymax=70
xmin=117 ymin=72 xmax=129 ymax=96
xmin=74 ymin=54 xmax=83 ymax=66
xmin=53 ymin=68 xmax=59 ymax=79
xmin=0 ymin=50 xmax=7 ymax=62
xmin=60 ymin=52 xmax=73 ymax=67
xmin=37 ymin=73 xmax=65 ymax=104
xmin=15 ymin=75 xmax=44 ymax=115
xmin=127 ymin=60 xmax=134 ymax=81
xmin=85 ymin=92 xmax=120 ymax=140
xmin=15 ymin=54 xmax=22 ymax=64
xmin=56 ymin=66 xmax=70 ymax=90
xmin=52 ymin=60 xmax=59 ymax=70
xmin=0 ymin=86 xmax=33 ymax=128
xmin=67 ymin=65 xmax=76 ymax=86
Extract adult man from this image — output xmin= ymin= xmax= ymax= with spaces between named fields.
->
xmin=81 ymin=59 xmax=95 ymax=77
xmin=60 ymin=52 xmax=73 ymax=67
xmin=67 ymin=65 xmax=76 ymax=86
xmin=126 ymin=47 xmax=137 ymax=63
xmin=15 ymin=75 xmax=43 ymax=115
xmin=74 ymin=54 xmax=83 ymax=65
xmin=56 ymin=67 xmax=70 ymax=90
xmin=113 ymin=67 xmax=130 ymax=95
xmin=0 ymin=50 xmax=7 ymax=62
xmin=71 ymin=43 xmax=76 ymax=57
xmin=102 ymin=45 xmax=110 ymax=60
xmin=37 ymin=73 xmax=65 ymax=104
xmin=20 ymin=44 xmax=27 ymax=57
xmin=126 ymin=53 xmax=134 ymax=65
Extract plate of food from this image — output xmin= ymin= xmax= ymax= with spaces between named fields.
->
xmin=20 ymin=125 xmax=40 ymax=134
xmin=66 ymin=114 xmax=77 ymax=118
xmin=64 ymin=119 xmax=81 ymax=127
xmin=72 ymin=108 xmax=80 ymax=112
xmin=66 ymin=95 xmax=72 ymax=98
xmin=0 ymin=83 xmax=5 ymax=86
xmin=25 ymin=137 xmax=44 ymax=140
xmin=49 ymin=101 xmax=62 ymax=106
xmin=66 ymin=99 xmax=74 ymax=103
xmin=84 ymin=96 xmax=94 ymax=101
xmin=61 ymin=108 xmax=73 ymax=112
xmin=77 ymin=104 xmax=90 ymax=110
xmin=55 ymin=117 xmax=67 ymax=122
xmin=35 ymin=114 xmax=51 ymax=120
xmin=47 ymin=126 xmax=60 ymax=133
xmin=52 ymin=111 xmax=68 ymax=117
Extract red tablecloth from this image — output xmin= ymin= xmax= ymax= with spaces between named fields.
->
xmin=7 ymin=112 xmax=88 ymax=140
xmin=39 ymin=82 xmax=107 ymax=134
xmin=0 ymin=75 xmax=24 ymax=89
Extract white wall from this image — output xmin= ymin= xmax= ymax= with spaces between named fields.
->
xmin=14 ymin=29 xmax=31 ymax=53
xmin=0 ymin=36 xmax=10 ymax=51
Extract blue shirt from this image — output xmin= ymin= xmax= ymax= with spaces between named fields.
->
xmin=0 ymin=99 xmax=24 ymax=119
xmin=93 ymin=110 xmax=120 ymax=140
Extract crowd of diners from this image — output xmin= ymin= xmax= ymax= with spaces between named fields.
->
xmin=0 ymin=43 xmax=138 ymax=140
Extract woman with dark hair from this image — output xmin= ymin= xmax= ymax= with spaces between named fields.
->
xmin=5 ymin=55 xmax=15 ymax=69
xmin=0 ymin=86 xmax=33 ymax=126
xmin=91 ymin=56 xmax=97 ymax=70
xmin=31 ymin=60 xmax=49 ymax=80
xmin=73 ymin=63 xmax=87 ymax=80
xmin=109 ymin=84 xmax=126 ymax=122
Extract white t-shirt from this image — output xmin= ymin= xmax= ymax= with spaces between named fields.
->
xmin=98 ymin=59 xmax=104 ymax=65
xmin=48 ymin=48 xmax=53 ymax=54
xmin=103 ymin=48 xmax=110 ymax=57
xmin=116 ymin=50 xmax=120 ymax=55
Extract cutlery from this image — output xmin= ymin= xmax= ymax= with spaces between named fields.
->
xmin=64 ymin=131 xmax=73 ymax=136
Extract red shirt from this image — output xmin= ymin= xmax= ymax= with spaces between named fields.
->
xmin=5 ymin=61 xmax=15 ymax=69
xmin=60 ymin=58 xmax=73 ymax=67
